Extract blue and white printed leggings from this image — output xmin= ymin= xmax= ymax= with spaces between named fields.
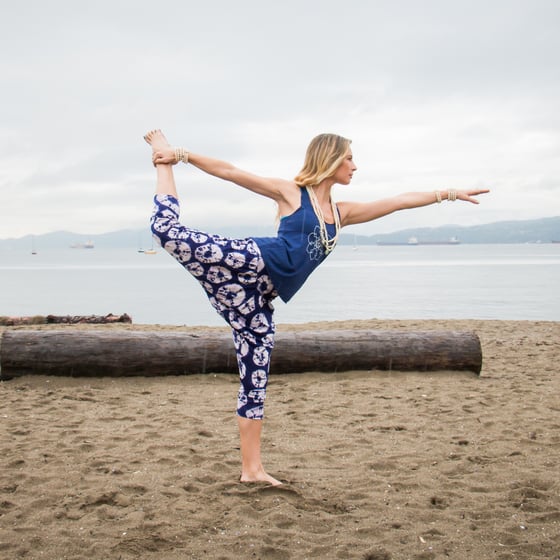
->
xmin=150 ymin=194 xmax=277 ymax=420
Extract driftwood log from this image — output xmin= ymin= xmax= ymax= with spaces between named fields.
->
xmin=0 ymin=314 xmax=132 ymax=326
xmin=0 ymin=329 xmax=482 ymax=379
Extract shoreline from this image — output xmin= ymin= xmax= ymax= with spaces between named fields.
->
xmin=2 ymin=316 xmax=559 ymax=330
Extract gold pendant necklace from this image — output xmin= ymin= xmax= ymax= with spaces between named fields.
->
xmin=306 ymin=187 xmax=340 ymax=254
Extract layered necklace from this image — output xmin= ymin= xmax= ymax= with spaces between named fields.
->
xmin=306 ymin=186 xmax=341 ymax=254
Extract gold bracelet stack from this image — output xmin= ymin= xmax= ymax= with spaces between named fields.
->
xmin=435 ymin=191 xmax=442 ymax=203
xmin=174 ymin=147 xmax=189 ymax=164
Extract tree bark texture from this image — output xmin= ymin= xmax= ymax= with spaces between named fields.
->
xmin=0 ymin=328 xmax=482 ymax=379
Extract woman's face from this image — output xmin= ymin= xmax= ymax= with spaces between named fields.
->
xmin=332 ymin=150 xmax=357 ymax=185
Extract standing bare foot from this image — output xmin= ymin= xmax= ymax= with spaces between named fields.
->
xmin=240 ymin=469 xmax=283 ymax=486
xmin=237 ymin=417 xmax=282 ymax=486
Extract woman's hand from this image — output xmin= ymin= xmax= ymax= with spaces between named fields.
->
xmin=152 ymin=147 xmax=178 ymax=165
xmin=339 ymin=188 xmax=491 ymax=227
xmin=455 ymin=189 xmax=490 ymax=204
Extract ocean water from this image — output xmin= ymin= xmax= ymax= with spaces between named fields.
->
xmin=1 ymin=244 xmax=559 ymax=325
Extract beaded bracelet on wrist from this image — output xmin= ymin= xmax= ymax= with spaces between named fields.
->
xmin=174 ymin=147 xmax=189 ymax=164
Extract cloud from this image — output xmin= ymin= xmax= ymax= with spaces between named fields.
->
xmin=1 ymin=0 xmax=559 ymax=237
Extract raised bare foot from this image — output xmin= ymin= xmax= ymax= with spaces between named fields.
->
xmin=143 ymin=129 xmax=177 ymax=165
xmin=143 ymin=129 xmax=170 ymax=151
xmin=240 ymin=469 xmax=283 ymax=486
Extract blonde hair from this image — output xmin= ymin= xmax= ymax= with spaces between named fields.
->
xmin=294 ymin=133 xmax=352 ymax=187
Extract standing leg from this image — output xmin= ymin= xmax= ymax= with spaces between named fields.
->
xmin=238 ymin=417 xmax=281 ymax=485
xmin=231 ymin=322 xmax=281 ymax=486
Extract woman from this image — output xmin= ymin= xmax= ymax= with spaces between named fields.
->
xmin=144 ymin=129 xmax=488 ymax=486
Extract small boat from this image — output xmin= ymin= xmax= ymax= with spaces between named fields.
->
xmin=139 ymin=232 xmax=157 ymax=254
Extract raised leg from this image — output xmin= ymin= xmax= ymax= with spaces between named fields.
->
xmin=144 ymin=129 xmax=178 ymax=198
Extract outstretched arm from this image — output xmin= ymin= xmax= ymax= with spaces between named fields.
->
xmin=151 ymin=145 xmax=294 ymax=203
xmin=338 ymin=189 xmax=490 ymax=227
xmin=191 ymin=152 xmax=297 ymax=202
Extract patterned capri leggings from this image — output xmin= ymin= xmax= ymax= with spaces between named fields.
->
xmin=150 ymin=194 xmax=277 ymax=420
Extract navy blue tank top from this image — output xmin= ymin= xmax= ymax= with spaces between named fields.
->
xmin=253 ymin=188 xmax=337 ymax=302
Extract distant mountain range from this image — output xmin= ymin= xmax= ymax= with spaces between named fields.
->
xmin=340 ymin=216 xmax=560 ymax=245
xmin=1 ymin=216 xmax=559 ymax=251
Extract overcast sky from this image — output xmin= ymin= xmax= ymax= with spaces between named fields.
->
xmin=1 ymin=0 xmax=559 ymax=239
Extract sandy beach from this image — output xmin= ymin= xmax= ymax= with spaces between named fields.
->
xmin=1 ymin=319 xmax=559 ymax=560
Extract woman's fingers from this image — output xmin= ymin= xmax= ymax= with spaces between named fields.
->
xmin=459 ymin=188 xmax=490 ymax=203
xmin=151 ymin=147 xmax=178 ymax=165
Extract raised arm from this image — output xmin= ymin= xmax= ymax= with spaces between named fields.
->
xmin=151 ymin=143 xmax=295 ymax=203
xmin=338 ymin=189 xmax=490 ymax=227
xmin=190 ymin=152 xmax=298 ymax=202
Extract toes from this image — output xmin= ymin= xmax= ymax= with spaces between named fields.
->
xmin=143 ymin=129 xmax=159 ymax=143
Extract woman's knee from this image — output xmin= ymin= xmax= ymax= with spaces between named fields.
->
xmin=237 ymin=386 xmax=266 ymax=420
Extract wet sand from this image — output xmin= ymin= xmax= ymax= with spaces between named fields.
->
xmin=1 ymin=319 xmax=559 ymax=559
